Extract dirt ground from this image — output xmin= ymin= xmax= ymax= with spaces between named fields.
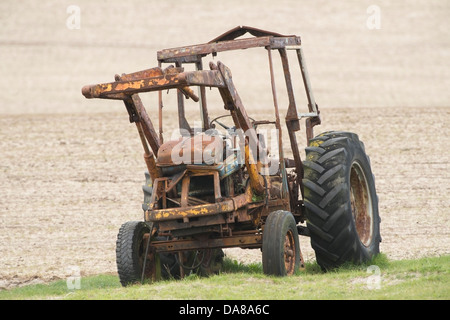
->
xmin=1 ymin=0 xmax=449 ymax=289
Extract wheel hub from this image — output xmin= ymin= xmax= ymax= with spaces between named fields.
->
xmin=350 ymin=161 xmax=374 ymax=247
xmin=284 ymin=230 xmax=296 ymax=275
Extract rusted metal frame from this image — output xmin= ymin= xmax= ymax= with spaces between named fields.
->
xmin=266 ymin=198 xmax=289 ymax=212
xmin=195 ymin=59 xmax=210 ymax=131
xmin=135 ymin=121 xmax=150 ymax=155
xmin=179 ymin=86 xmax=199 ymax=102
xmin=231 ymin=184 xmax=253 ymax=212
xmin=135 ymin=122 xmax=159 ymax=181
xmin=178 ymin=90 xmax=192 ymax=133
xmin=150 ymin=232 xmax=263 ymax=253
xmin=81 ymin=69 xmax=225 ymax=99
xmin=117 ymin=66 xmax=164 ymax=81
xmin=181 ymin=70 xmax=226 ymax=87
xmin=120 ymin=65 xmax=199 ymax=102
xmin=179 ymin=173 xmax=213 ymax=209
xmin=135 ymin=119 xmax=155 ymax=180
xmin=187 ymin=197 xmax=209 ymax=206
xmin=158 ymin=61 xmax=164 ymax=144
xmin=146 ymin=187 xmax=253 ymax=223
xmin=305 ymin=117 xmax=322 ymax=144
xmin=149 ymin=177 xmax=168 ymax=209
xmin=157 ymin=36 xmax=300 ymax=62
xmin=243 ymin=143 xmax=265 ymax=195
xmin=165 ymin=169 xmax=186 ymax=195
xmin=277 ymin=48 xmax=305 ymax=203
xmin=180 ymin=175 xmax=190 ymax=208
xmin=296 ymin=47 xmax=317 ymax=114
xmin=82 ymin=73 xmax=185 ymax=98
xmin=147 ymin=200 xmax=235 ymax=222
xmin=179 ymin=171 xmax=221 ymax=209
xmin=130 ymin=94 xmax=160 ymax=155
xmin=208 ymin=25 xmax=294 ymax=43
xmin=279 ymin=50 xmax=300 ymax=126
xmin=82 ymin=68 xmax=224 ymax=148
xmin=174 ymin=61 xmax=192 ymax=134
xmin=161 ymin=180 xmax=167 ymax=209
xmin=158 ymin=37 xmax=272 ymax=61
xmin=159 ymin=54 xmax=203 ymax=65
xmin=157 ymin=214 xmax=226 ymax=233
xmin=157 ymin=60 xmax=207 ymax=141
xmin=295 ymin=47 xmax=321 ymax=142
xmin=113 ymin=71 xmax=160 ymax=180
xmin=146 ymin=177 xmax=168 ymax=212
xmin=266 ymin=48 xmax=289 ymax=202
xmin=213 ymin=171 xmax=221 ymax=200
xmin=215 ymin=61 xmax=265 ymax=195
xmin=113 ymin=73 xmax=160 ymax=153
xmin=172 ymin=58 xmax=208 ymax=131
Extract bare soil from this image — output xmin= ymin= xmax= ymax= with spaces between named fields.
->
xmin=1 ymin=107 xmax=449 ymax=289
xmin=0 ymin=0 xmax=449 ymax=289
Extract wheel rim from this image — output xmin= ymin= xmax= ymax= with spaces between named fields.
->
xmin=284 ymin=230 xmax=296 ymax=275
xmin=350 ymin=161 xmax=374 ymax=247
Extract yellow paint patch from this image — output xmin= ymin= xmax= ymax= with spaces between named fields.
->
xmin=309 ymin=139 xmax=323 ymax=147
xmin=115 ymin=80 xmax=144 ymax=91
xmin=153 ymin=206 xmax=210 ymax=220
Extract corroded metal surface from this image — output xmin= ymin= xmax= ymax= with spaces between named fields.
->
xmin=82 ymin=26 xmax=323 ymax=276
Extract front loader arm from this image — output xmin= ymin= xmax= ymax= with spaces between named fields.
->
xmin=213 ymin=61 xmax=266 ymax=195
xmin=81 ymin=68 xmax=224 ymax=99
xmin=81 ymin=63 xmax=266 ymax=195
xmin=81 ymin=66 xmax=225 ymax=180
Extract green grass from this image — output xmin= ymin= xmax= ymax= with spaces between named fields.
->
xmin=1 ymin=254 xmax=448 ymax=300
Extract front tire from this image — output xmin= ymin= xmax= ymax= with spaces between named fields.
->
xmin=116 ymin=221 xmax=160 ymax=286
xmin=303 ymin=131 xmax=381 ymax=270
xmin=262 ymin=210 xmax=301 ymax=276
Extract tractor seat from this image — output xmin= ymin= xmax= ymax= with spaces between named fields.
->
xmin=156 ymin=134 xmax=242 ymax=178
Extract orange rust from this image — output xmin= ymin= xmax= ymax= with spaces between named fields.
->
xmin=144 ymin=153 xmax=159 ymax=182
xmin=244 ymin=143 xmax=265 ymax=195
xmin=81 ymin=27 xmax=331 ymax=278
xmin=118 ymin=67 xmax=164 ymax=81
xmin=350 ymin=165 xmax=372 ymax=246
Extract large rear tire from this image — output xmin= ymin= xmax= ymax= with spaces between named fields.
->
xmin=302 ymin=131 xmax=381 ymax=270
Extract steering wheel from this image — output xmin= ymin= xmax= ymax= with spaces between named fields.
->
xmin=210 ymin=114 xmax=255 ymax=130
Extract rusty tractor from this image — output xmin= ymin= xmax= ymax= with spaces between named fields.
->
xmin=82 ymin=26 xmax=381 ymax=286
